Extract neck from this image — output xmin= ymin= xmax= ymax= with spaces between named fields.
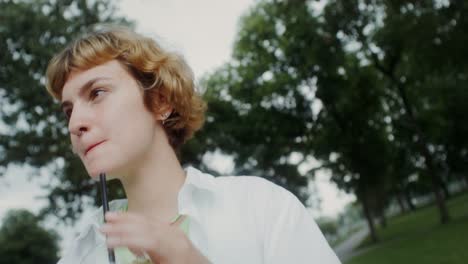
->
xmin=119 ymin=138 xmax=186 ymax=222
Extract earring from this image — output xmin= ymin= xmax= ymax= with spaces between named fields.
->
xmin=161 ymin=112 xmax=171 ymax=125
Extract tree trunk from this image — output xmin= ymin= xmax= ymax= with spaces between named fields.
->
xmin=460 ymin=174 xmax=468 ymax=191
xmin=420 ymin=143 xmax=451 ymax=223
xmin=403 ymin=187 xmax=416 ymax=211
xmin=376 ymin=196 xmax=387 ymax=228
xmin=361 ymin=196 xmax=379 ymax=243
xmin=396 ymin=193 xmax=407 ymax=214
xmin=440 ymin=180 xmax=450 ymax=199
xmin=396 ymin=81 xmax=450 ymax=223
xmin=378 ymin=209 xmax=387 ymax=228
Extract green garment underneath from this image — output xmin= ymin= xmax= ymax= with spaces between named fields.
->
xmin=114 ymin=203 xmax=190 ymax=263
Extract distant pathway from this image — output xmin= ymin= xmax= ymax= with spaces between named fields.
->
xmin=333 ymin=226 xmax=369 ymax=262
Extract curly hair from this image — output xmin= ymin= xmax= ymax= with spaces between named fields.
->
xmin=45 ymin=26 xmax=207 ymax=150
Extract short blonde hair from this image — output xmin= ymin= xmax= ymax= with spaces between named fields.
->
xmin=46 ymin=26 xmax=206 ymax=150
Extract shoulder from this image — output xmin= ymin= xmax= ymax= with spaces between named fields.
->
xmin=208 ymin=172 xmax=302 ymax=213
xmin=214 ymin=174 xmax=275 ymax=191
xmin=217 ymin=173 xmax=298 ymax=199
xmin=186 ymin=166 xmax=277 ymax=196
xmin=186 ymin=167 xmax=302 ymax=208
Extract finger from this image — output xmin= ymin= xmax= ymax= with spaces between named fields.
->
xmin=100 ymin=222 xmax=142 ymax=237
xmin=128 ymin=248 xmax=150 ymax=260
xmin=105 ymin=211 xmax=170 ymax=226
xmin=106 ymin=230 xmax=157 ymax=250
xmin=101 ymin=222 xmax=159 ymax=249
xmin=105 ymin=211 xmax=141 ymax=223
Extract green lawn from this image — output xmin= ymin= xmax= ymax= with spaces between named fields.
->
xmin=346 ymin=192 xmax=468 ymax=264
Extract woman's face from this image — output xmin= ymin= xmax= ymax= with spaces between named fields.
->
xmin=61 ymin=60 xmax=163 ymax=179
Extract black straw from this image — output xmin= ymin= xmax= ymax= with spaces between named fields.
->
xmin=99 ymin=173 xmax=116 ymax=264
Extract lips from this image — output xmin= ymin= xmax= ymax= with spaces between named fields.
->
xmin=85 ymin=140 xmax=106 ymax=155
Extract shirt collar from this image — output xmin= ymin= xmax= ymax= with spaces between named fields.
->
xmin=183 ymin=166 xmax=217 ymax=192
xmin=177 ymin=166 xmax=217 ymax=216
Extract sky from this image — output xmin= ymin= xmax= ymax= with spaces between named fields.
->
xmin=0 ymin=0 xmax=355 ymax=253
xmin=117 ymin=0 xmax=255 ymax=79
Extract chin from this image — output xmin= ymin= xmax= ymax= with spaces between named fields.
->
xmin=86 ymin=170 xmax=103 ymax=180
xmin=86 ymin=164 xmax=123 ymax=181
xmin=86 ymin=163 xmax=113 ymax=180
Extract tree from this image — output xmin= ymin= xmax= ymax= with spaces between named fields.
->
xmin=322 ymin=0 xmax=468 ymax=224
xmin=199 ymin=0 xmax=468 ymax=242
xmin=198 ymin=0 xmax=395 ymax=242
xmin=0 ymin=209 xmax=60 ymax=264
xmin=190 ymin=0 xmax=327 ymax=203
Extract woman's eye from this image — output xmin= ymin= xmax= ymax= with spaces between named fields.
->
xmin=90 ymin=88 xmax=105 ymax=100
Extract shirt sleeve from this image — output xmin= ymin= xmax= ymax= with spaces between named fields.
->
xmin=262 ymin=183 xmax=342 ymax=264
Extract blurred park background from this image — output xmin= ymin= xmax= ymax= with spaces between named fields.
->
xmin=1 ymin=0 xmax=468 ymax=263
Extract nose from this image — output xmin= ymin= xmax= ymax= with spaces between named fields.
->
xmin=68 ymin=104 xmax=91 ymax=137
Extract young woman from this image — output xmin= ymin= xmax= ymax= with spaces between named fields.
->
xmin=46 ymin=26 xmax=341 ymax=264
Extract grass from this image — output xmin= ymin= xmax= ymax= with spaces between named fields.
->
xmin=346 ymin=192 xmax=468 ymax=264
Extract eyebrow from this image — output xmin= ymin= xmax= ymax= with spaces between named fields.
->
xmin=60 ymin=77 xmax=110 ymax=112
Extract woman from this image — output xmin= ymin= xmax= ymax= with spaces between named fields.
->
xmin=45 ymin=26 xmax=341 ymax=264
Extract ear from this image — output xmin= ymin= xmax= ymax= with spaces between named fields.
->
xmin=154 ymin=93 xmax=173 ymax=122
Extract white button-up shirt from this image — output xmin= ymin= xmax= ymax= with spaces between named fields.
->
xmin=58 ymin=167 xmax=341 ymax=263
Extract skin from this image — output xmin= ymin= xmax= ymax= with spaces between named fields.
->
xmin=61 ymin=60 xmax=210 ymax=263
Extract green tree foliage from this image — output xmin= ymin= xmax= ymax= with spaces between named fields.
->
xmin=197 ymin=0 xmax=396 ymax=241
xmin=189 ymin=1 xmax=321 ymax=203
xmin=0 ymin=0 xmax=131 ymax=223
xmin=0 ymin=209 xmax=60 ymax=264
xmin=322 ymin=0 xmax=468 ymax=224
xmin=199 ymin=0 xmax=468 ymax=242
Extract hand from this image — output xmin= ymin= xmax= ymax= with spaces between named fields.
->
xmin=99 ymin=211 xmax=210 ymax=264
